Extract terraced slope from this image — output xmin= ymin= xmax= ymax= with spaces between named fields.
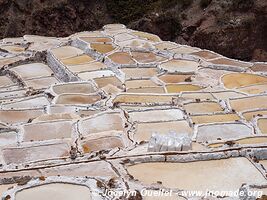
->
xmin=0 ymin=24 xmax=267 ymax=200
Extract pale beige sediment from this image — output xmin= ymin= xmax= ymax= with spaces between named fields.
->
xmin=222 ymin=73 xmax=267 ymax=89
xmin=134 ymin=121 xmax=192 ymax=141
xmin=230 ymin=95 xmax=267 ymax=112
xmin=60 ymin=55 xmax=94 ymax=65
xmin=242 ymin=110 xmax=267 ymax=121
xmin=183 ymin=102 xmax=223 ymax=114
xmin=258 ymin=118 xmax=267 ymax=134
xmin=166 ymin=84 xmax=203 ymax=93
xmin=191 ymin=113 xmax=240 ymax=124
xmin=122 ymin=68 xmax=158 ymax=79
xmin=127 ymin=158 xmax=266 ymax=191
xmin=15 ymin=183 xmax=92 ymax=200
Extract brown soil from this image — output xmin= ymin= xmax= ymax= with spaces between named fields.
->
xmin=0 ymin=0 xmax=266 ymax=61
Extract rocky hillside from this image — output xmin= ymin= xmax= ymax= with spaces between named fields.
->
xmin=0 ymin=0 xmax=266 ymax=61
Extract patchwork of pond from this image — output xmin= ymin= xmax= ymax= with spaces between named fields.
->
xmin=0 ymin=184 xmax=16 ymax=198
xmin=82 ymin=136 xmax=124 ymax=153
xmin=122 ymin=68 xmax=158 ymax=79
xmin=229 ymin=95 xmax=267 ymax=112
xmin=222 ymin=73 xmax=267 ymax=89
xmin=191 ymin=50 xmax=220 ymax=60
xmin=51 ymin=46 xmax=83 ymax=59
xmin=48 ymin=105 xmax=78 ymax=114
xmin=131 ymin=52 xmax=166 ymax=63
xmin=90 ymin=43 xmax=115 ymax=54
xmin=67 ymin=62 xmax=107 ymax=73
xmin=154 ymin=42 xmax=178 ymax=50
xmin=196 ymin=123 xmax=252 ymax=142
xmin=158 ymin=74 xmax=191 ymax=84
xmin=210 ymin=58 xmax=251 ymax=68
xmin=134 ymin=121 xmax=192 ymax=141
xmin=208 ymin=136 xmax=267 ymax=148
xmin=127 ymin=158 xmax=266 ymax=191
xmin=0 ymin=131 xmax=17 ymax=146
xmin=183 ymin=102 xmax=223 ymax=114
xmin=166 ymin=84 xmax=203 ymax=93
xmin=251 ymin=63 xmax=267 ymax=72
xmin=0 ymin=45 xmax=25 ymax=53
xmin=0 ymin=86 xmax=21 ymax=93
xmin=2 ymin=96 xmax=50 ymax=109
xmin=0 ymin=90 xmax=26 ymax=101
xmin=80 ymin=36 xmax=112 ymax=43
xmin=22 ymin=120 xmax=73 ymax=142
xmin=258 ymin=118 xmax=267 ymax=134
xmin=3 ymin=142 xmax=69 ymax=164
xmin=238 ymin=83 xmax=267 ymax=94
xmin=191 ymin=113 xmax=240 ymax=124
xmin=55 ymin=94 xmax=101 ymax=105
xmin=104 ymin=23 xmax=126 ymax=29
xmin=0 ymin=109 xmax=44 ymax=124
xmin=60 ymin=55 xmax=94 ymax=65
xmin=102 ymin=84 xmax=122 ymax=94
xmin=77 ymin=70 xmax=116 ymax=80
xmin=259 ymin=161 xmax=267 ymax=174
xmin=114 ymin=33 xmax=136 ymax=42
xmin=127 ymin=87 xmax=165 ymax=93
xmin=105 ymin=29 xmax=126 ymax=36
xmin=113 ymin=94 xmax=177 ymax=104
xmin=0 ymin=76 xmax=14 ymax=87
xmin=0 ymin=122 xmax=7 ymax=128
xmin=32 ymin=113 xmax=80 ymax=122
xmin=80 ymin=113 xmax=123 ymax=135
xmin=41 ymin=160 xmax=117 ymax=177
xmin=242 ymin=110 xmax=267 ymax=121
xmin=160 ymin=59 xmax=199 ymax=74
xmin=0 ymin=56 xmax=22 ymax=66
xmin=181 ymin=92 xmax=214 ymax=100
xmin=25 ymin=77 xmax=59 ymax=90
xmin=2 ymin=25 xmax=267 ymax=192
xmin=211 ymin=91 xmax=246 ymax=100
xmin=169 ymin=46 xmax=199 ymax=54
xmin=132 ymin=31 xmax=161 ymax=42
xmin=15 ymin=183 xmax=92 ymax=200
xmin=117 ymin=38 xmax=151 ymax=48
xmin=125 ymin=79 xmax=159 ymax=89
xmin=108 ymin=52 xmax=135 ymax=65
xmin=129 ymin=109 xmax=184 ymax=122
xmin=52 ymin=83 xmax=96 ymax=95
xmin=77 ymin=110 xmax=100 ymax=118
xmin=10 ymin=63 xmax=53 ymax=80
xmin=94 ymin=76 xmax=122 ymax=89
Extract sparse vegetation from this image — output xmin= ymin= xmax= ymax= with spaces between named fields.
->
xmin=200 ymin=0 xmax=212 ymax=9
xmin=155 ymin=13 xmax=182 ymax=40
xmin=106 ymin=0 xmax=155 ymax=24
xmin=181 ymin=13 xmax=187 ymax=20
xmin=231 ymin=0 xmax=254 ymax=11
xmin=216 ymin=13 xmax=231 ymax=26
xmin=0 ymin=0 xmax=264 ymax=62
xmin=106 ymin=0 xmax=192 ymax=24
xmin=158 ymin=0 xmax=193 ymax=9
